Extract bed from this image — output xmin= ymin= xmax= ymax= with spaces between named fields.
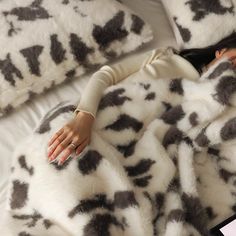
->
xmin=2 ymin=1 xmax=236 ymax=235
xmin=0 ymin=0 xmax=177 ymax=224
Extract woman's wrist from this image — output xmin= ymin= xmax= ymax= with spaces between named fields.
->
xmin=75 ymin=111 xmax=95 ymax=122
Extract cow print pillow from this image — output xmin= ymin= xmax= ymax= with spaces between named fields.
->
xmin=0 ymin=0 xmax=153 ymax=117
xmin=161 ymin=0 xmax=236 ymax=49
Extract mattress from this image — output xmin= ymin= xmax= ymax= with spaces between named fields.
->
xmin=0 ymin=0 xmax=177 ymax=222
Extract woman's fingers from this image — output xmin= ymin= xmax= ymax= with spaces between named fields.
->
xmin=48 ymin=132 xmax=67 ymax=154
xmin=48 ymin=128 xmax=64 ymax=146
xmin=75 ymin=138 xmax=89 ymax=155
xmin=47 ymin=112 xmax=94 ymax=165
xmin=58 ymin=139 xmax=86 ymax=165
xmin=57 ymin=148 xmax=74 ymax=165
xmin=48 ymin=134 xmax=74 ymax=161
xmin=48 ymin=131 xmax=66 ymax=155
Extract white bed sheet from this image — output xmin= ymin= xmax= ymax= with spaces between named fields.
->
xmin=0 ymin=0 xmax=177 ymax=221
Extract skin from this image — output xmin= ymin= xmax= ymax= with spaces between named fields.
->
xmin=204 ymin=48 xmax=236 ymax=71
xmin=47 ymin=111 xmax=94 ymax=165
xmin=47 ymin=47 xmax=236 ymax=166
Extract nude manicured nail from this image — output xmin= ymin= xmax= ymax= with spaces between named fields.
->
xmin=48 ymin=154 xmax=56 ymax=161
xmin=57 ymin=160 xmax=63 ymax=166
xmin=49 ymin=158 xmax=57 ymax=164
xmin=48 ymin=156 xmax=55 ymax=161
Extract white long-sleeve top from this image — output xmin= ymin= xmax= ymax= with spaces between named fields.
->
xmin=74 ymin=47 xmax=200 ymax=118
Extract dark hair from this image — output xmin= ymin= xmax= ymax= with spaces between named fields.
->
xmin=178 ymin=32 xmax=236 ymax=74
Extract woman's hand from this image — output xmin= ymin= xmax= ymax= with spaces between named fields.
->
xmin=47 ymin=111 xmax=95 ymax=165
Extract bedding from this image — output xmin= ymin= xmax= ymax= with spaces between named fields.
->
xmin=1 ymin=57 xmax=236 ymax=235
xmin=0 ymin=0 xmax=177 ymax=224
xmin=0 ymin=0 xmax=153 ymax=117
xmin=161 ymin=0 xmax=236 ymax=49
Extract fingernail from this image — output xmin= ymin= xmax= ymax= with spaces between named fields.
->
xmin=48 ymin=155 xmax=55 ymax=161
xmin=47 ymin=149 xmax=52 ymax=156
xmin=49 ymin=158 xmax=57 ymax=163
xmin=58 ymin=161 xmax=63 ymax=166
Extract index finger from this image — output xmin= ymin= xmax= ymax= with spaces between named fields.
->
xmin=48 ymin=128 xmax=64 ymax=146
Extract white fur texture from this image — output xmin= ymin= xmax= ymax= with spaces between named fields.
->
xmin=0 ymin=0 xmax=153 ymax=116
xmin=161 ymin=0 xmax=236 ymax=49
xmin=1 ymin=57 xmax=236 ymax=235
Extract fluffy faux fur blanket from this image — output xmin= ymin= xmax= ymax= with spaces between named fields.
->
xmin=1 ymin=57 xmax=236 ymax=236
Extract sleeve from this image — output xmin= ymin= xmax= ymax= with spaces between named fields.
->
xmin=73 ymin=48 xmax=170 ymax=118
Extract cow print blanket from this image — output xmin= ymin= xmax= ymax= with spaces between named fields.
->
xmin=161 ymin=0 xmax=236 ymax=49
xmin=2 ymin=57 xmax=236 ymax=236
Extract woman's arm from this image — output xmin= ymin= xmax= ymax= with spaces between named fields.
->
xmin=47 ymin=48 xmax=170 ymax=165
xmin=74 ymin=48 xmax=168 ymax=118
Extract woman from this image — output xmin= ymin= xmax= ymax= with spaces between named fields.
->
xmin=47 ymin=33 xmax=236 ymax=166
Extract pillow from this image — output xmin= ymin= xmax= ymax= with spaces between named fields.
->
xmin=0 ymin=0 xmax=153 ymax=117
xmin=161 ymin=0 xmax=236 ymax=49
